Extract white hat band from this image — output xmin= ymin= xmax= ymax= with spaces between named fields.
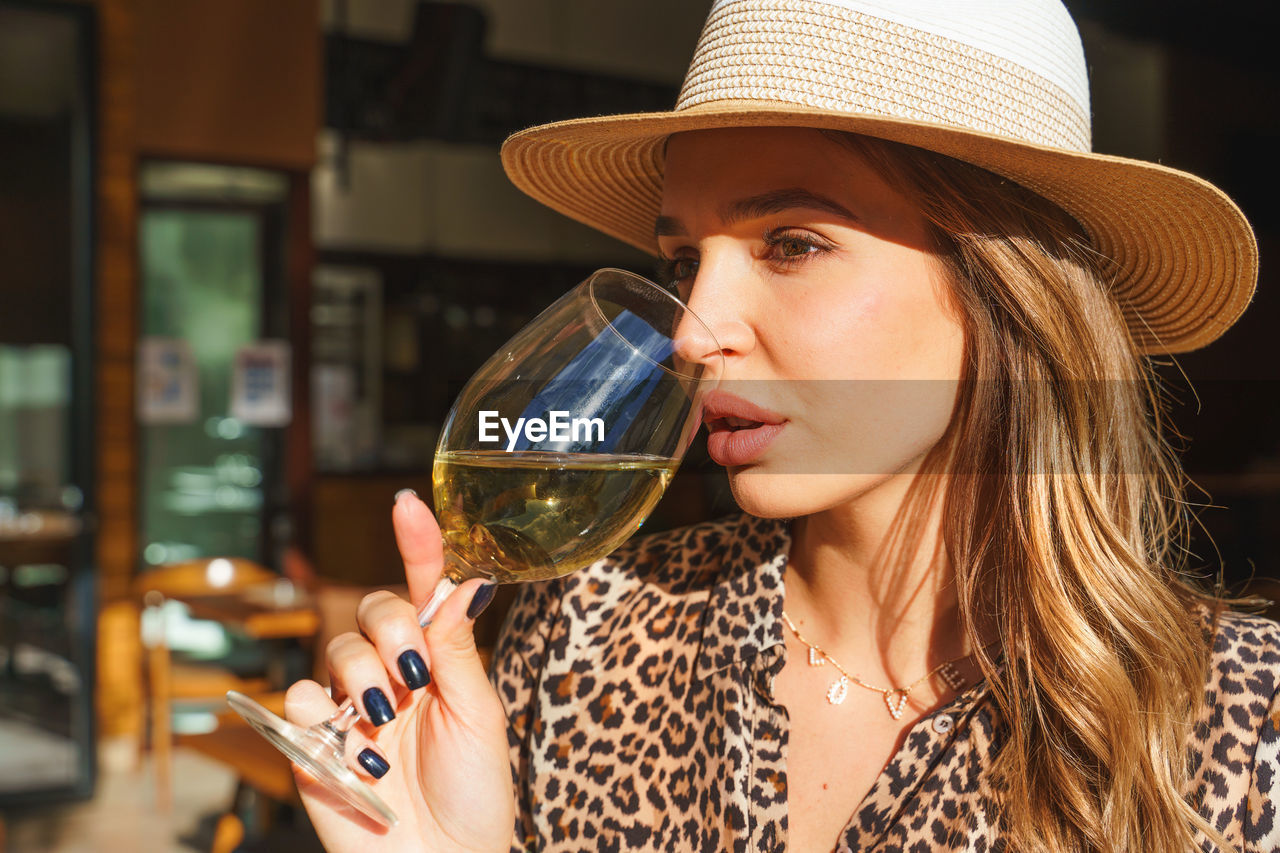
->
xmin=676 ymin=0 xmax=1092 ymax=152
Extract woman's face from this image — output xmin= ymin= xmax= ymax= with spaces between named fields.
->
xmin=660 ymin=127 xmax=966 ymax=518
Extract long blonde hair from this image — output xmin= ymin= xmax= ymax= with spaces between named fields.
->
xmin=832 ymin=131 xmax=1259 ymax=853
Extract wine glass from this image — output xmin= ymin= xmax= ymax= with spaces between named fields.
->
xmin=227 ymin=268 xmax=721 ymax=827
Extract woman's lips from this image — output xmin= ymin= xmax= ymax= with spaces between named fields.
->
xmin=702 ymin=391 xmax=786 ymax=467
xmin=706 ymin=422 xmax=785 ymax=467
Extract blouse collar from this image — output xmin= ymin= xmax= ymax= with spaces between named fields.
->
xmin=694 ymin=514 xmax=791 ymax=679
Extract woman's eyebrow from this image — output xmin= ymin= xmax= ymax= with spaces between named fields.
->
xmin=654 ymin=215 xmax=685 ymax=237
xmin=723 ymin=188 xmax=860 ymax=225
xmin=654 ymin=188 xmax=861 ymax=238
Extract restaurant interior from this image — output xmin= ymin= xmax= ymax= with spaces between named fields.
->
xmin=0 ymin=0 xmax=1276 ymax=850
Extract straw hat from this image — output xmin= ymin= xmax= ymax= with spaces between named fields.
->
xmin=501 ymin=0 xmax=1257 ymax=354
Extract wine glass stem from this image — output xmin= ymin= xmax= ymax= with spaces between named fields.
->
xmin=319 ymin=571 xmax=462 ymax=735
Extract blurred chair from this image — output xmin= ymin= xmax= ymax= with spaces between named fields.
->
xmin=193 ymin=581 xmax=410 ymax=852
xmin=138 ymin=560 xmax=514 ymax=850
xmin=183 ymin=691 xmax=298 ymax=853
xmin=134 ymin=558 xmax=307 ymax=812
xmin=139 ymin=559 xmax=428 ymax=850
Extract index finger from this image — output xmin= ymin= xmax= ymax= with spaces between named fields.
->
xmin=392 ymin=489 xmax=445 ymax=609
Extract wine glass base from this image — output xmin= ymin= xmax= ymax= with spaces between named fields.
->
xmin=226 ymin=690 xmax=399 ymax=828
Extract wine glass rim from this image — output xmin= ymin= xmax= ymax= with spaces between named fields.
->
xmin=586 ymin=267 xmax=723 ymax=383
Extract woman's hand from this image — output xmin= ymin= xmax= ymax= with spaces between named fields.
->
xmin=284 ymin=491 xmax=513 ymax=853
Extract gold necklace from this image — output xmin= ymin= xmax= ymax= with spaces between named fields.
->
xmin=780 ymin=610 xmax=983 ymax=719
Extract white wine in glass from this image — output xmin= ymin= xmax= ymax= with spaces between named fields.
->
xmin=228 ymin=268 xmax=721 ymax=827
xmin=434 ymin=450 xmax=677 ymax=583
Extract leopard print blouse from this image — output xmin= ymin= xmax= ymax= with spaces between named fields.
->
xmin=490 ymin=513 xmax=1280 ymax=852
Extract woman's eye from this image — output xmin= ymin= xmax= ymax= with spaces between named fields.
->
xmin=657 ymin=256 xmax=699 ymax=292
xmin=763 ymin=231 xmax=830 ymax=265
xmin=778 ymin=237 xmax=814 ymax=257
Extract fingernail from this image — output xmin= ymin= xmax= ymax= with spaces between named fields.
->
xmin=357 ymin=748 xmax=389 ymax=779
xmin=397 ymin=649 xmax=430 ymax=690
xmin=362 ymin=687 xmax=395 ymax=726
xmin=466 ymin=581 xmax=498 ymax=621
xmin=394 ymin=488 xmax=418 ymax=505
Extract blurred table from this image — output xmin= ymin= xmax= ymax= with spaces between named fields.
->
xmin=179 ymin=586 xmax=320 ymax=641
xmin=0 ymin=508 xmax=81 ymax=541
xmin=0 ymin=508 xmax=92 ymax=804
xmin=170 ymin=581 xmax=320 ymax=686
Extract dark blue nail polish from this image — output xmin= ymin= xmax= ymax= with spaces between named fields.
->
xmin=466 ymin=581 xmax=497 ymax=620
xmin=362 ymin=687 xmax=395 ymax=726
xmin=397 ymin=649 xmax=430 ymax=690
xmin=358 ymin=748 xmax=389 ymax=779
xmin=394 ymin=488 xmax=418 ymax=505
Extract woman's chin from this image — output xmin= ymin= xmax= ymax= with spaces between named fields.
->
xmin=725 ymin=469 xmax=894 ymax=519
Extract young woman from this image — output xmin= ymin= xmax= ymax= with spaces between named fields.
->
xmin=285 ymin=1 xmax=1274 ymax=851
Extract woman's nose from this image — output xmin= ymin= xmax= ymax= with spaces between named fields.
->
xmin=672 ymin=267 xmax=755 ymax=373
xmin=672 ymin=308 xmax=724 ymax=379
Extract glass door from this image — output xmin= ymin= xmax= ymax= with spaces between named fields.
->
xmin=136 ymin=164 xmax=291 ymax=570
xmin=138 ymin=205 xmax=279 ymax=565
xmin=0 ymin=0 xmax=97 ymax=805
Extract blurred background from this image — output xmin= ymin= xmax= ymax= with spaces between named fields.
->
xmin=0 ymin=0 xmax=1275 ymax=849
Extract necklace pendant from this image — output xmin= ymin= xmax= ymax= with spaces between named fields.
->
xmin=938 ymin=661 xmax=965 ymax=691
xmin=826 ymin=676 xmax=849 ymax=705
xmin=884 ymin=689 xmax=909 ymax=719
xmin=808 ymin=647 xmax=826 ymax=667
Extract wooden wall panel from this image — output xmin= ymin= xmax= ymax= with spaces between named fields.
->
xmin=86 ymin=0 xmax=138 ymax=609
xmin=311 ymin=475 xmax=433 ymax=587
xmin=134 ymin=0 xmax=319 ymax=168
xmin=69 ymin=0 xmax=142 ymax=740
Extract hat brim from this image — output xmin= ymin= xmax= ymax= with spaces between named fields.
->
xmin=501 ymin=101 xmax=1257 ymax=355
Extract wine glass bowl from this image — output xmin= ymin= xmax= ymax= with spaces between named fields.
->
xmin=434 ymin=269 xmax=719 ymax=586
xmin=227 ymin=268 xmax=721 ymax=828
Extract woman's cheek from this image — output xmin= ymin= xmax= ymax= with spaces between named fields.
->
xmin=811 ymin=289 xmax=892 ymax=378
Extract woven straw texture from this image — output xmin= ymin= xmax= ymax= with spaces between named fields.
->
xmin=680 ymin=0 xmax=1090 ymax=151
xmin=501 ymin=0 xmax=1256 ymax=354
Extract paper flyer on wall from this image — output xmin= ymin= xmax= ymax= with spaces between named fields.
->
xmin=137 ymin=337 xmax=199 ymax=424
xmin=230 ymin=340 xmax=291 ymax=427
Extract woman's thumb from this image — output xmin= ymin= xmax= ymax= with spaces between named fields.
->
xmin=422 ymin=578 xmax=499 ymax=709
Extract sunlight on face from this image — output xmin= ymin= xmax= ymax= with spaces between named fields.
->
xmin=658 ymin=128 xmax=966 ymax=518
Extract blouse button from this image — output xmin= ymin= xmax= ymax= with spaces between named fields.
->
xmin=932 ymin=713 xmax=955 ymax=734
